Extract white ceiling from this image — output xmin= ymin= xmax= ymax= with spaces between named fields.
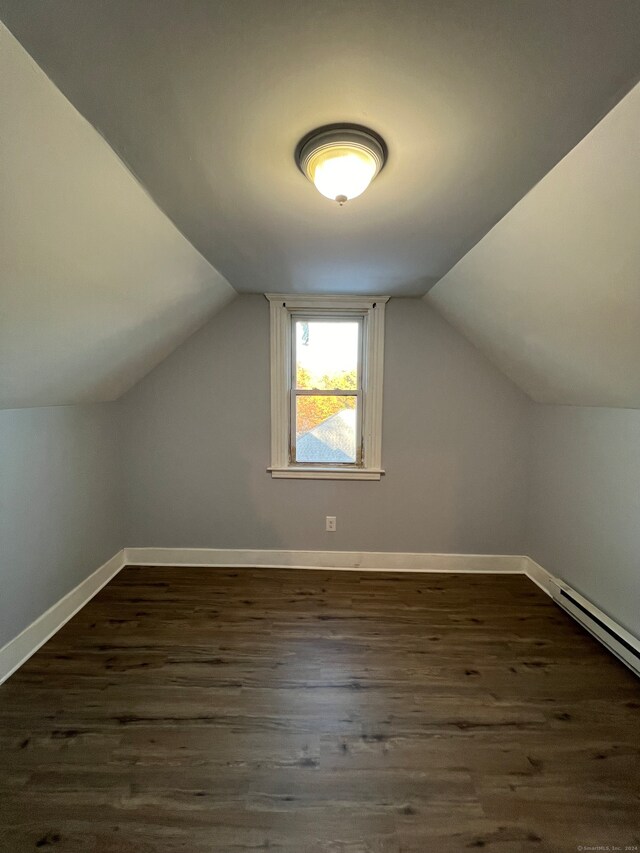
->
xmin=427 ymin=81 xmax=640 ymax=409
xmin=0 ymin=24 xmax=235 ymax=409
xmin=1 ymin=0 xmax=639 ymax=296
xmin=1 ymin=4 xmax=640 ymax=410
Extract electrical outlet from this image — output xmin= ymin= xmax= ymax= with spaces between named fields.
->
xmin=326 ymin=516 xmax=337 ymax=532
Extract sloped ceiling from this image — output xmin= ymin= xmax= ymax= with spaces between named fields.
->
xmin=0 ymin=24 xmax=235 ymax=409
xmin=2 ymin=5 xmax=640 ymax=412
xmin=1 ymin=0 xmax=639 ymax=296
xmin=427 ymin=81 xmax=640 ymax=409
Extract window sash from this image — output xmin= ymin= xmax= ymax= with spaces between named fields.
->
xmin=294 ymin=389 xmax=360 ymax=396
xmin=290 ymin=313 xmax=364 ymax=466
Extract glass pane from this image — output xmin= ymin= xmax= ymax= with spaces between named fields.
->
xmin=295 ymin=396 xmax=357 ymax=464
xmin=295 ymin=320 xmax=359 ymax=390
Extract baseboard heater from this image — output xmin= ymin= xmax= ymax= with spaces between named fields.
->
xmin=555 ymin=584 xmax=639 ymax=677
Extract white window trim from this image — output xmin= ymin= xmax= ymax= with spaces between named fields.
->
xmin=266 ymin=294 xmax=388 ymax=480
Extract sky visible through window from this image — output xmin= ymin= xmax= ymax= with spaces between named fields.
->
xmin=295 ymin=321 xmax=359 ymax=386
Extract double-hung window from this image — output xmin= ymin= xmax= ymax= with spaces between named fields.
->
xmin=267 ymin=295 xmax=388 ymax=479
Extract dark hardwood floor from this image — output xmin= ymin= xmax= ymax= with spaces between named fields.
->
xmin=1 ymin=567 xmax=638 ymax=852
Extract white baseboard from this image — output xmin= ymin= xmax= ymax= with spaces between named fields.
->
xmin=2 ymin=549 xmax=636 ymax=685
xmin=521 ymin=556 xmax=560 ymax=597
xmin=0 ymin=549 xmax=126 ymax=685
xmin=124 ymin=547 xmax=524 ymax=574
xmin=0 ymin=548 xmax=520 ymax=686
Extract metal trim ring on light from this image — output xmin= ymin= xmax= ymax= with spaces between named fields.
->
xmin=295 ymin=124 xmax=387 ymax=204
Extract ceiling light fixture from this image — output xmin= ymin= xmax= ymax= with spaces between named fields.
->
xmin=296 ymin=124 xmax=387 ymax=205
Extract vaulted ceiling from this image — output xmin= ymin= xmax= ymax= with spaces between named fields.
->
xmin=427 ymin=80 xmax=640 ymax=407
xmin=2 ymin=0 xmax=639 ymax=297
xmin=1 ymin=2 xmax=640 ymax=409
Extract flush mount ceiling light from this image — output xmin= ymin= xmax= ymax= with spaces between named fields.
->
xmin=296 ymin=124 xmax=387 ymax=205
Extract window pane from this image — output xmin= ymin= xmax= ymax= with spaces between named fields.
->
xmin=295 ymin=321 xmax=359 ymax=390
xmin=295 ymin=396 xmax=357 ymax=463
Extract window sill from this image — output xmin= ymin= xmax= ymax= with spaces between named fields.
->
xmin=268 ymin=466 xmax=384 ymax=481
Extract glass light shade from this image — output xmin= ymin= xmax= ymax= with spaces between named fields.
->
xmin=309 ymin=147 xmax=378 ymax=203
xmin=297 ymin=126 xmax=386 ymax=205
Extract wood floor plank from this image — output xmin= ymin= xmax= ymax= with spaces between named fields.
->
xmin=0 ymin=567 xmax=638 ymax=852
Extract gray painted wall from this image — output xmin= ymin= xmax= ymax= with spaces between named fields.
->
xmin=0 ymin=403 xmax=123 ymax=647
xmin=527 ymin=405 xmax=640 ymax=638
xmin=3 ymin=298 xmax=639 ymax=657
xmin=122 ymin=295 xmax=531 ymax=554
